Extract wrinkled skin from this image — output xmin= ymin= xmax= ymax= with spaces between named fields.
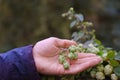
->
xmin=33 ymin=37 xmax=101 ymax=75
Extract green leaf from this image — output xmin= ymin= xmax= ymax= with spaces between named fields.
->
xmin=109 ymin=60 xmax=119 ymax=67
xmin=115 ymin=52 xmax=120 ymax=61
xmin=94 ymin=39 xmax=101 ymax=45
xmin=107 ymin=50 xmax=115 ymax=59
xmin=114 ymin=65 xmax=120 ymax=77
xmin=78 ymin=31 xmax=84 ymax=37
xmin=97 ymin=51 xmax=104 ymax=56
xmin=70 ymin=21 xmax=76 ymax=28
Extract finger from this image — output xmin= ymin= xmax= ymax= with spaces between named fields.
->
xmin=55 ymin=38 xmax=77 ymax=48
xmin=64 ymin=57 xmax=101 ymax=75
xmin=70 ymin=56 xmax=100 ymax=64
xmin=78 ymin=53 xmax=97 ymax=58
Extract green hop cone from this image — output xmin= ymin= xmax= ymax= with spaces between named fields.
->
xmin=68 ymin=45 xmax=77 ymax=52
xmin=87 ymin=43 xmax=100 ymax=53
xmin=63 ymin=61 xmax=70 ymax=69
xmin=72 ymin=52 xmax=78 ymax=60
xmin=68 ymin=52 xmax=74 ymax=59
xmin=96 ymin=72 xmax=105 ymax=80
xmin=97 ymin=65 xmax=104 ymax=72
xmin=104 ymin=64 xmax=113 ymax=75
xmin=59 ymin=55 xmax=66 ymax=64
xmin=77 ymin=43 xmax=85 ymax=52
xmin=77 ymin=43 xmax=83 ymax=47
xmin=111 ymin=74 xmax=118 ymax=80
xmin=68 ymin=52 xmax=78 ymax=60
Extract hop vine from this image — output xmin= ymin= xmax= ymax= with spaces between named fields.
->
xmin=59 ymin=7 xmax=120 ymax=80
xmin=42 ymin=7 xmax=120 ymax=80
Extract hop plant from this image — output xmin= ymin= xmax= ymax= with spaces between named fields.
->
xmin=42 ymin=7 xmax=120 ymax=80
xmin=60 ymin=7 xmax=120 ymax=80
xmin=87 ymin=43 xmax=100 ymax=53
xmin=59 ymin=7 xmax=120 ymax=80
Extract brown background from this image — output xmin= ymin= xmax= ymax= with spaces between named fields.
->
xmin=0 ymin=0 xmax=120 ymax=52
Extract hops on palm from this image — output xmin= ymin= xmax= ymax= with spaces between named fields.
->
xmin=59 ymin=55 xmax=66 ymax=64
xmin=68 ymin=45 xmax=77 ymax=52
xmin=63 ymin=61 xmax=70 ymax=69
xmin=68 ymin=52 xmax=78 ymax=60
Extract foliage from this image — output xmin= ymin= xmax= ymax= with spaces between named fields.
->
xmin=61 ymin=8 xmax=120 ymax=80
xmin=42 ymin=8 xmax=120 ymax=80
xmin=0 ymin=0 xmax=72 ymax=52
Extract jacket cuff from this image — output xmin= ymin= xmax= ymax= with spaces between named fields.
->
xmin=1 ymin=45 xmax=41 ymax=80
xmin=19 ymin=45 xmax=41 ymax=79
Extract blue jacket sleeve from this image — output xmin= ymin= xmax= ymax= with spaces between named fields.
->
xmin=0 ymin=45 xmax=41 ymax=80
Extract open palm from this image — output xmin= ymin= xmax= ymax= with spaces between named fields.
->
xmin=33 ymin=37 xmax=101 ymax=75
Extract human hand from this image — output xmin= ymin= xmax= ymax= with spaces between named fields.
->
xmin=33 ymin=37 xmax=101 ymax=75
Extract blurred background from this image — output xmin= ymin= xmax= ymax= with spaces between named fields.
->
xmin=0 ymin=0 xmax=120 ymax=52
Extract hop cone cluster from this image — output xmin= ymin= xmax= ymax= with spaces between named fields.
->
xmin=59 ymin=8 xmax=120 ymax=80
